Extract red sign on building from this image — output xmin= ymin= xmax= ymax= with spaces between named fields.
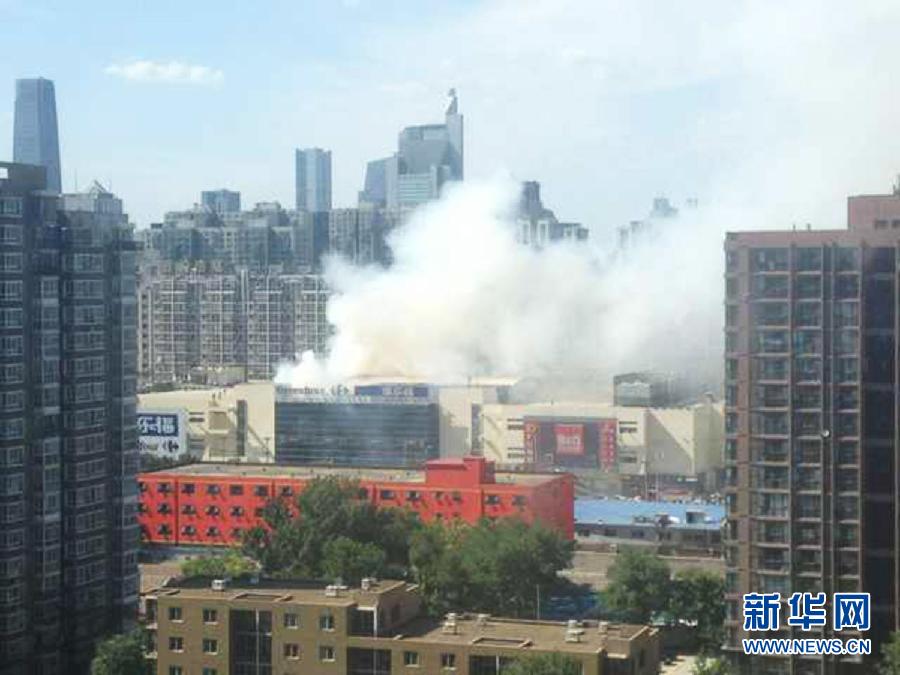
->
xmin=555 ymin=423 xmax=585 ymax=456
xmin=597 ymin=419 xmax=618 ymax=471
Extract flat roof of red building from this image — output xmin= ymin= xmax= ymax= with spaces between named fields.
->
xmin=141 ymin=461 xmax=565 ymax=487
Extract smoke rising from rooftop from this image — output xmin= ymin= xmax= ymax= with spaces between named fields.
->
xmin=276 ymin=178 xmax=724 ymax=393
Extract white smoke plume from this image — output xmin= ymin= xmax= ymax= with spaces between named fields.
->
xmin=276 ymin=177 xmax=725 ymax=392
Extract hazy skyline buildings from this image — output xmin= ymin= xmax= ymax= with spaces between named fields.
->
xmin=294 ymin=147 xmax=332 ymax=213
xmin=12 ymin=78 xmax=62 ymax=193
xmin=200 ymin=188 xmax=240 ymax=214
xmin=360 ymin=90 xmax=463 ymax=211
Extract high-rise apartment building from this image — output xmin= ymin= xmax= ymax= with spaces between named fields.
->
xmin=295 ymin=148 xmax=332 ymax=213
xmin=138 ymin=270 xmax=329 ymax=386
xmin=0 ymin=165 xmax=139 ymax=674
xmin=724 ymin=190 xmax=900 ymax=674
xmin=13 ymin=78 xmax=62 ymax=194
xmin=200 ymin=189 xmax=241 ymax=215
xmin=360 ymin=91 xmax=463 ymax=212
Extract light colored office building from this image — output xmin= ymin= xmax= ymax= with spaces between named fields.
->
xmin=295 ymin=147 xmax=332 ymax=213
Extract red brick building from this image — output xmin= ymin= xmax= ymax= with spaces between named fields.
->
xmin=138 ymin=456 xmax=575 ymax=546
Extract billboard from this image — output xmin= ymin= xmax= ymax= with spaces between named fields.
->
xmin=555 ymin=423 xmax=585 ymax=456
xmin=597 ymin=418 xmax=618 ymax=471
xmin=138 ymin=410 xmax=189 ymax=457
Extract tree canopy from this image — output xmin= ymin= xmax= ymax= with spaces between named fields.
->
xmin=692 ymin=655 xmax=734 ymax=675
xmin=603 ymin=548 xmax=673 ymax=623
xmin=880 ymin=631 xmax=900 ymax=675
xmin=181 ymin=550 xmax=258 ymax=579
xmin=667 ymin=568 xmax=726 ymax=650
xmin=502 ymin=652 xmax=584 ymax=675
xmin=90 ymin=631 xmax=150 ymax=675
xmin=239 ymin=475 xmax=574 ymax=616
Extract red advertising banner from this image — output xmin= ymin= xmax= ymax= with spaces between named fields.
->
xmin=597 ymin=419 xmax=618 ymax=471
xmin=555 ymin=423 xmax=585 ymax=456
xmin=524 ymin=421 xmax=540 ymax=463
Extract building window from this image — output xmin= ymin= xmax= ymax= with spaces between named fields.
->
xmin=181 ymin=504 xmax=195 ymax=515
xmin=207 ymin=526 xmax=220 ymax=537
xmin=169 ymin=637 xmax=184 ymax=652
xmin=230 ymin=506 xmax=244 ymax=516
xmin=157 ymin=504 xmax=171 ymax=514
xmin=206 ymin=505 xmax=220 ymax=516
xmin=254 ymin=485 xmax=268 ymax=497
xmin=319 ymin=645 xmax=335 ymax=662
xmin=485 ymin=494 xmax=501 ymax=505
xmin=379 ymin=489 xmax=395 ymax=499
xmin=319 ymin=613 xmax=335 ymax=631
xmin=168 ymin=607 xmax=182 ymax=621
xmin=202 ymin=638 xmax=218 ymax=654
xmin=512 ymin=495 xmax=527 ymax=507
xmin=202 ymin=669 xmax=217 ymax=675
xmin=284 ymin=643 xmax=300 ymax=659
xmin=181 ymin=483 xmax=195 ymax=494
xmin=404 ymin=651 xmax=420 ymax=666
xmin=441 ymin=653 xmax=456 ymax=669
xmin=181 ymin=525 xmax=196 ymax=536
xmin=158 ymin=483 xmax=171 ymax=494
xmin=203 ymin=608 xmax=218 ymax=624
xmin=280 ymin=486 xmax=293 ymax=497
xmin=229 ymin=484 xmax=243 ymax=495
xmin=406 ymin=490 xmax=420 ymax=501
xmin=206 ymin=484 xmax=220 ymax=495
xmin=284 ymin=612 xmax=299 ymax=628
xmin=169 ymin=668 xmax=183 ymax=675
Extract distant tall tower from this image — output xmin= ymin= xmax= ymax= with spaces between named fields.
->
xmin=295 ymin=148 xmax=332 ymax=213
xmin=13 ymin=78 xmax=62 ymax=193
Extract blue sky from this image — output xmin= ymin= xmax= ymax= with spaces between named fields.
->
xmin=2 ymin=0 xmax=900 ymax=231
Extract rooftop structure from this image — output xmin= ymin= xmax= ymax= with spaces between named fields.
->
xmin=145 ymin=576 xmax=659 ymax=675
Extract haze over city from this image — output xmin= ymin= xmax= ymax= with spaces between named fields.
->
xmin=3 ymin=0 xmax=900 ymax=232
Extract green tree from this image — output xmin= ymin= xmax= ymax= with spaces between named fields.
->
xmin=181 ymin=550 xmax=258 ymax=578
xmin=879 ymin=631 xmax=900 ymax=675
xmin=502 ymin=652 xmax=583 ymax=675
xmin=410 ymin=518 xmax=573 ymax=617
xmin=321 ymin=536 xmax=388 ymax=584
xmin=692 ymin=655 xmax=733 ymax=675
xmin=242 ymin=476 xmax=419 ymax=578
xmin=90 ymin=630 xmax=150 ymax=675
xmin=667 ymin=569 xmax=726 ymax=650
xmin=603 ymin=549 xmax=672 ymax=623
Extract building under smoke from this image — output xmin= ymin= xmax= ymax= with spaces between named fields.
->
xmin=275 ymin=384 xmax=440 ymax=467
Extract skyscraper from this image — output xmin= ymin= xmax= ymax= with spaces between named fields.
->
xmin=0 ymin=165 xmax=138 ymax=674
xmin=723 ymin=190 xmax=900 ymax=673
xmin=359 ymin=90 xmax=464 ymax=212
xmin=13 ymin=78 xmax=62 ymax=194
xmin=295 ymin=147 xmax=332 ymax=212
xmin=200 ymin=188 xmax=240 ymax=214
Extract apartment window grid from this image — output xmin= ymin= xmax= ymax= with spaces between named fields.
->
xmin=726 ymin=242 xmax=871 ymax=664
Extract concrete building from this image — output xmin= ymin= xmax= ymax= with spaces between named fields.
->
xmin=295 ymin=148 xmax=332 ymax=213
xmin=0 ymin=164 xmax=139 ymax=674
xmin=617 ymin=197 xmax=680 ymax=251
xmin=145 ymin=576 xmax=659 ymax=675
xmin=360 ymin=91 xmax=463 ymax=212
xmin=13 ymin=77 xmax=62 ymax=193
xmin=722 ymin=191 xmax=900 ymax=673
xmin=478 ymin=401 xmax=724 ymax=490
xmin=139 ymin=382 xmax=276 ymax=463
xmin=137 ymin=271 xmax=329 ymax=386
xmin=516 ymin=181 xmax=588 ymax=248
xmin=138 ymin=456 xmax=575 ymax=546
xmin=200 ymin=189 xmax=240 ymax=215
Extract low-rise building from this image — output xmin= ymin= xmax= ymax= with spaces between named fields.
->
xmin=138 ymin=456 xmax=575 ymax=546
xmin=139 ymin=383 xmax=276 ymax=463
xmin=478 ymin=400 xmax=724 ymax=491
xmin=146 ymin=576 xmax=660 ymax=675
xmin=575 ymin=499 xmax=724 ymax=555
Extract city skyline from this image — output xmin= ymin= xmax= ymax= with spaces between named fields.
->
xmin=3 ymin=2 xmax=900 ymax=232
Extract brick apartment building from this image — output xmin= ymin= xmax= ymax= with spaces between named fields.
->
xmin=138 ymin=457 xmax=575 ymax=546
xmin=723 ymin=189 xmax=900 ymax=673
xmin=145 ymin=576 xmax=659 ymax=675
